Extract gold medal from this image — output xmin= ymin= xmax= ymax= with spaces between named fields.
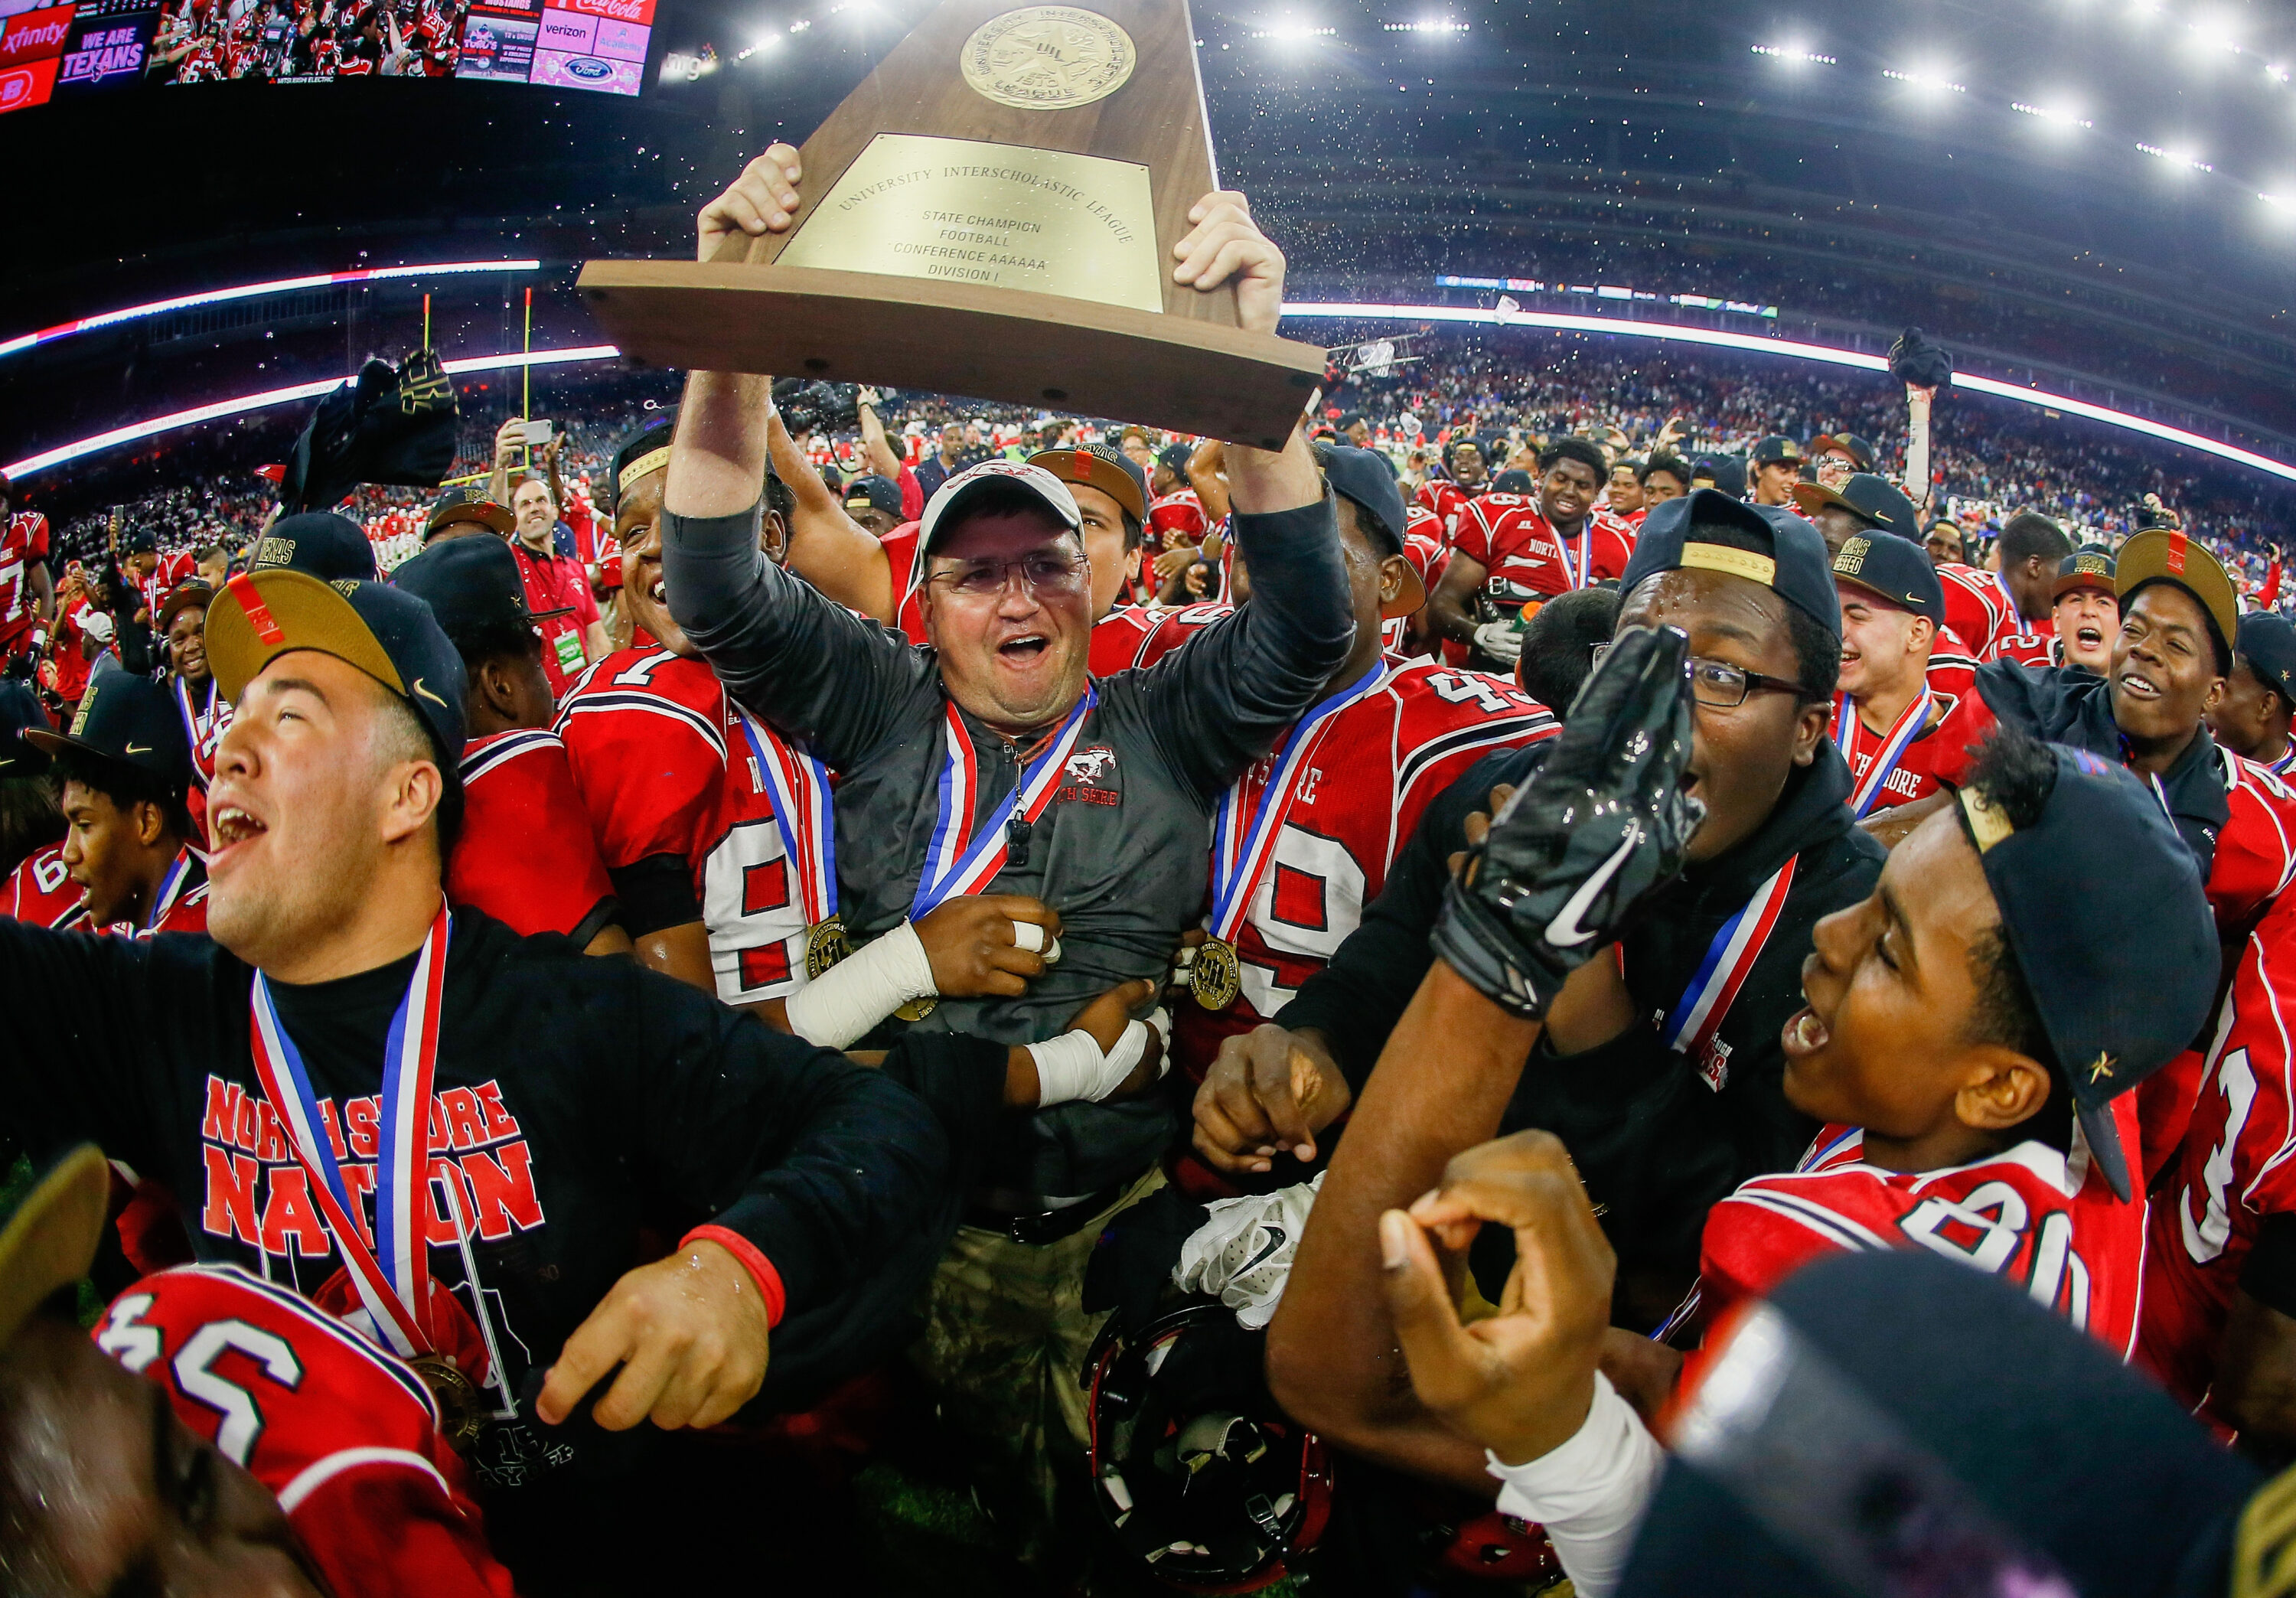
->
xmin=895 ymin=996 xmax=939 ymax=1022
xmin=409 ymin=1352 xmax=487 ymax=1454
xmin=804 ymin=916 xmax=853 ymax=980
xmin=1191 ymin=937 xmax=1241 ymax=1010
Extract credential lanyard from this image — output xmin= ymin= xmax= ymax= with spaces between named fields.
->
xmin=1832 ymin=688 xmax=1932 ymax=820
xmin=911 ymin=687 xmax=1096 ymax=919
xmin=1208 ymin=660 xmax=1388 ymax=943
xmin=734 ymin=706 xmax=837 ymax=925
xmin=1660 ymin=856 xmax=1799 ymax=1062
xmin=247 ymin=902 xmax=452 ymax=1359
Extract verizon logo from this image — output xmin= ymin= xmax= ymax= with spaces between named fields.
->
xmin=562 ymin=0 xmax=651 ymax=22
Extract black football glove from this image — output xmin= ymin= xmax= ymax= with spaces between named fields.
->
xmin=1887 ymin=326 xmax=1954 ymax=392
xmin=1431 ymin=624 xmax=1704 ymax=1019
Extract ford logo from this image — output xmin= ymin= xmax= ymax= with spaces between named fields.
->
xmin=566 ymin=55 xmax=609 ymax=78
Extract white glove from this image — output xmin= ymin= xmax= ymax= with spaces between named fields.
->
xmin=1172 ymin=1173 xmax=1322 ymax=1329
xmin=1473 ymin=618 xmax=1522 ymax=664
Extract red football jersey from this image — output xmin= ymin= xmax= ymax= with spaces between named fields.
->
xmin=1831 ymin=684 xmax=1996 ymax=812
xmin=1702 ymin=1110 xmax=2148 ymax=1357
xmin=1130 ymin=601 xmax=1234 ymax=671
xmin=449 ymin=729 xmax=615 ymax=941
xmin=95 ymin=1263 xmax=513 ymax=1598
xmin=1987 ymin=620 xmax=2057 ymax=667
xmin=2206 ymin=748 xmax=2296 ymax=936
xmin=2142 ymin=899 xmax=2296 ymax=1414
xmin=1149 ymin=488 xmax=1207 ymax=546
xmin=1936 ymin=565 xmax=2020 ymax=662
xmin=0 ymin=509 xmax=51 ymax=649
xmin=554 ymin=647 xmax=813 ymax=1003
xmin=2 ymin=843 xmax=88 ymax=928
xmin=1171 ymin=664 xmax=1557 ymax=1078
xmin=1414 ymin=479 xmax=1473 ymax=544
xmin=1452 ymin=494 xmax=1634 ymax=613
xmin=50 ymin=595 xmax=94 ymax=706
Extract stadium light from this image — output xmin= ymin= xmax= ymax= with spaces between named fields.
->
xmin=2 ymin=345 xmax=621 ymax=482
xmin=1752 ymin=44 xmax=1835 ymax=65
xmin=2012 ymin=100 xmax=2092 ymax=129
xmin=1884 ymin=67 xmax=1967 ymax=93
xmin=0 ymin=261 xmax=544 ymax=365
xmin=2138 ymin=142 xmax=2213 ymax=171
xmin=1275 ymin=302 xmax=2296 ymax=487
xmin=1249 ymin=15 xmax=1335 ymax=39
xmin=1383 ymin=18 xmax=1466 ymax=33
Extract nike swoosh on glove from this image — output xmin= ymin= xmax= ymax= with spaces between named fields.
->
xmin=1431 ymin=622 xmax=1704 ymax=1019
xmin=1172 ymin=1174 xmax=1322 ymax=1330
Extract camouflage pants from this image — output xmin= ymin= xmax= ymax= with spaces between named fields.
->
xmin=910 ymin=1167 xmax=1164 ymax=1565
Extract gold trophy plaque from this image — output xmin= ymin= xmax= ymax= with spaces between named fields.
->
xmin=575 ymin=0 xmax=1327 ymax=449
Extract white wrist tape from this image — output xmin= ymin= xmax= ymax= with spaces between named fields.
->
xmin=784 ymin=919 xmax=938 ymax=1048
xmin=1029 ymin=1018 xmax=1153 ymax=1107
xmin=1484 ymin=1371 xmax=1665 ymax=1598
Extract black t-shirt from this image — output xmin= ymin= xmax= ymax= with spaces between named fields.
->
xmin=0 ymin=907 xmax=950 ymax=1490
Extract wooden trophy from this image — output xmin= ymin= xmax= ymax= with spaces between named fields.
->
xmin=575 ymin=0 xmax=1326 ymax=448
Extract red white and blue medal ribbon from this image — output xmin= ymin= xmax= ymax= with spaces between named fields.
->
xmin=1551 ymin=520 xmax=1593 ymax=592
xmin=1208 ymin=660 xmax=1388 ymax=943
xmin=1832 ymin=688 xmax=1932 ymax=820
xmin=248 ymin=902 xmax=452 ymax=1360
xmin=1991 ymin=570 xmax=2020 ymax=635
xmin=910 ymin=687 xmax=1097 ymax=919
xmin=177 ymin=675 xmax=224 ymax=785
xmin=142 ymin=849 xmax=195 ymax=933
xmin=734 ymin=708 xmax=837 ymax=924
xmin=1659 ymin=856 xmax=1799 ymax=1060
xmin=2272 ymin=748 xmax=2296 ymax=776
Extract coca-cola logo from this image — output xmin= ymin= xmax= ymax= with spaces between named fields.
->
xmin=563 ymin=0 xmax=651 ymax=24
xmin=0 ymin=4 xmax=73 ymax=65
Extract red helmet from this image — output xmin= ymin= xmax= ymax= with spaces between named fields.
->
xmin=1084 ymin=1303 xmax=1332 ymax=1593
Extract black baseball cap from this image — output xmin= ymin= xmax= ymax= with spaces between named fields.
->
xmin=423 ymin=485 xmax=514 ymax=542
xmin=607 ymin=412 xmax=677 ymax=514
xmin=1317 ymin=443 xmax=1424 ymax=621
xmin=206 ymin=569 xmax=467 ymax=761
xmin=1790 ymin=472 xmax=1920 ymax=536
xmin=0 ymin=681 xmax=54 ymax=778
xmin=1156 ymin=442 xmax=1192 ymax=476
xmin=1620 ymin=1249 xmax=2260 ymax=1598
xmin=1750 ymin=435 xmax=1804 ymax=468
xmin=2053 ymin=547 xmax=2117 ymax=601
xmin=121 ymin=527 xmax=158 ymax=555
xmin=1808 ymin=432 xmax=1877 ymax=471
xmin=1831 ymin=531 xmax=1945 ymax=625
xmin=1030 ymin=441 xmax=1148 ymax=522
xmin=1954 ymin=741 xmax=2217 ymax=1200
xmin=390 ymin=535 xmax=571 ymax=654
xmin=843 ymin=475 xmax=905 ymax=519
xmin=1490 ymin=468 xmax=1536 ymax=494
xmin=24 ymin=673 xmax=192 ymax=788
xmin=1624 ymin=488 xmax=1843 ymax=642
xmin=156 ymin=579 xmax=214 ymax=634
xmin=2238 ymin=611 xmax=2296 ymax=707
xmin=250 ymin=512 xmax=379 ymax=584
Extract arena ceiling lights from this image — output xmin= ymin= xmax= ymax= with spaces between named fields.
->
xmin=0 ymin=260 xmax=544 ymax=364
xmin=1 ymin=346 xmax=617 ymax=482
xmin=1279 ymin=302 xmax=2296 ymax=488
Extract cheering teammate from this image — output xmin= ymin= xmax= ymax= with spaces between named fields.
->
xmin=0 ymin=471 xmax=54 ymax=673
xmin=1415 ymin=437 xmax=1490 ymax=541
xmin=1828 ymin=533 xmax=1991 ymax=820
xmin=25 ymin=674 xmax=207 ymax=935
xmin=158 ymin=579 xmax=224 ymax=801
xmin=1172 ymin=448 xmax=1554 ymax=1194
xmin=1431 ymin=437 xmax=1620 ymax=672
xmin=1217 ymin=491 xmax=1886 ymax=1340
xmin=2050 ymin=548 xmax=2119 ymax=674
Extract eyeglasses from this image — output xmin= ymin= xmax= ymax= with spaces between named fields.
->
xmin=1590 ymin=644 xmax=1805 ymax=708
xmin=928 ymin=550 xmax=1090 ymax=599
